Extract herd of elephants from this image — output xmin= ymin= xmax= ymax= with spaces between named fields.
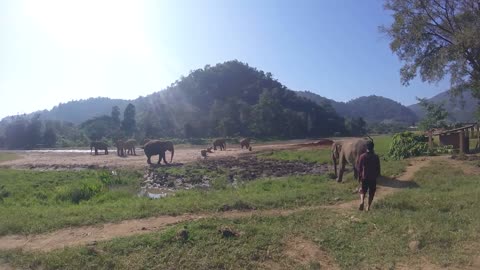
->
xmin=89 ymin=136 xmax=371 ymax=183
xmin=89 ymin=138 xmax=252 ymax=164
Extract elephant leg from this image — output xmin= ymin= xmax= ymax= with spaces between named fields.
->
xmin=353 ymin=168 xmax=358 ymax=181
xmin=333 ymin=158 xmax=338 ymax=178
xmin=162 ymin=152 xmax=169 ymax=164
xmin=105 ymin=149 xmax=108 ymax=155
xmin=337 ymin=159 xmax=346 ymax=182
xmin=133 ymin=148 xmax=136 ymax=155
xmin=147 ymin=155 xmax=152 ymax=164
xmin=95 ymin=148 xmax=98 ymax=155
xmin=214 ymin=145 xmax=217 ymax=150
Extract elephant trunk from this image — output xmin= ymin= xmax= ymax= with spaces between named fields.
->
xmin=170 ymin=146 xmax=174 ymax=163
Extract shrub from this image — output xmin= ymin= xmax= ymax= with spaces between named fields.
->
xmin=55 ymin=181 xmax=104 ymax=204
xmin=388 ymin=132 xmax=429 ymax=160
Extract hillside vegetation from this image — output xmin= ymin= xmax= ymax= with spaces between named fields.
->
xmin=0 ymin=61 xmax=349 ymax=149
xmin=297 ymin=91 xmax=418 ymax=125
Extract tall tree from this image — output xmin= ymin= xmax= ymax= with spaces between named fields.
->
xmin=111 ymin=106 xmax=121 ymax=125
xmin=383 ymin=0 xmax=480 ymax=96
xmin=43 ymin=127 xmax=57 ymax=147
xmin=122 ymin=103 xmax=136 ymax=137
xmin=416 ymin=98 xmax=448 ymax=130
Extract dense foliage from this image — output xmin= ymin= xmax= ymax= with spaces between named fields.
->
xmin=388 ymin=132 xmax=429 ymax=160
xmin=383 ymin=0 xmax=480 ymax=97
xmin=416 ymin=98 xmax=449 ymax=131
xmin=134 ymin=61 xmax=346 ymax=139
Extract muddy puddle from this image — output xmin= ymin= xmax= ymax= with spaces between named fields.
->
xmin=141 ymin=156 xmax=330 ymax=197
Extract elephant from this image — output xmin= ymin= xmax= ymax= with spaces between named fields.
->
xmin=143 ymin=140 xmax=175 ymax=165
xmin=240 ymin=138 xmax=251 ymax=149
xmin=213 ymin=138 xmax=226 ymax=151
xmin=124 ymin=139 xmax=137 ymax=155
xmin=90 ymin=141 xmax=109 ymax=155
xmin=331 ymin=138 xmax=371 ymax=182
xmin=115 ymin=140 xmax=126 ymax=156
xmin=201 ymin=149 xmax=208 ymax=158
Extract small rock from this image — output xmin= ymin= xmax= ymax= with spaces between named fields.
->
xmin=141 ymin=227 xmax=148 ymax=231
xmin=409 ymin=240 xmax=420 ymax=252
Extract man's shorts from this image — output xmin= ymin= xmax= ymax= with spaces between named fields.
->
xmin=361 ymin=179 xmax=377 ymax=194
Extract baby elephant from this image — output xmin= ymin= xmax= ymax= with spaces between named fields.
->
xmin=213 ymin=139 xmax=226 ymax=151
xmin=240 ymin=138 xmax=251 ymax=149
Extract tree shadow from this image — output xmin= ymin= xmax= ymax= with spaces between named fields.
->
xmin=377 ymin=176 xmax=420 ymax=189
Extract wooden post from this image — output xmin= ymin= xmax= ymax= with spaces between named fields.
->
xmin=459 ymin=130 xmax=465 ymax=154
xmin=477 ymin=123 xmax=480 ymax=149
xmin=428 ymin=130 xmax=433 ymax=150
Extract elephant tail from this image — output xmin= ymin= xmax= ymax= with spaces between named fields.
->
xmin=366 ymin=135 xmax=374 ymax=142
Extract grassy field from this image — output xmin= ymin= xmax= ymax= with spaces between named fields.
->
xmin=0 ymin=168 xmax=358 ymax=235
xmin=2 ymin=161 xmax=479 ymax=269
xmin=0 ymin=152 xmax=19 ymax=162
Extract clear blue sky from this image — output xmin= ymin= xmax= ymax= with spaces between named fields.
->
xmin=0 ymin=0 xmax=449 ymax=119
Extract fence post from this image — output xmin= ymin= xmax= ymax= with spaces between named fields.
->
xmin=459 ymin=130 xmax=465 ymax=154
xmin=428 ymin=130 xmax=433 ymax=150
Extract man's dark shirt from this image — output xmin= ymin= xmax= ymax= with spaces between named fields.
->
xmin=357 ymin=151 xmax=381 ymax=181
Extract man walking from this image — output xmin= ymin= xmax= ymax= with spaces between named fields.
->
xmin=356 ymin=140 xmax=380 ymax=211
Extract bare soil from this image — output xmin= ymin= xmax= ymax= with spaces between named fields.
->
xmin=0 ymin=141 xmax=313 ymax=170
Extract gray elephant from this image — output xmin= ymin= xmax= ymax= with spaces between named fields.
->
xmin=124 ymin=139 xmax=137 ymax=155
xmin=240 ymin=138 xmax=251 ymax=149
xmin=90 ymin=141 xmax=109 ymax=155
xmin=115 ymin=139 xmax=125 ymax=156
xmin=331 ymin=138 xmax=371 ymax=182
xmin=213 ymin=138 xmax=226 ymax=151
xmin=143 ymin=140 xmax=175 ymax=165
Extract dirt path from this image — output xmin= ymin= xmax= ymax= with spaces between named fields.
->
xmin=0 ymin=158 xmax=431 ymax=252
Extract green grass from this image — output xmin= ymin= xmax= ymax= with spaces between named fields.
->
xmin=0 ymin=152 xmax=19 ymax=162
xmin=260 ymin=149 xmax=332 ymax=164
xmin=2 ymin=161 xmax=479 ymax=269
xmin=0 ymin=168 xmax=358 ymax=235
xmin=260 ymin=135 xmax=407 ymax=179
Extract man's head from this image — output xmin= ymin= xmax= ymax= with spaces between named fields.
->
xmin=366 ymin=140 xmax=374 ymax=152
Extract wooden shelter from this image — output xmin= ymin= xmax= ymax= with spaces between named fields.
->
xmin=428 ymin=123 xmax=479 ymax=154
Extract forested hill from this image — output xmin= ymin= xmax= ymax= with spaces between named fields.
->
xmin=408 ymin=90 xmax=478 ymax=123
xmin=0 ymin=61 xmax=348 ymax=148
xmin=297 ymin=91 xmax=418 ymax=125
xmin=134 ymin=60 xmax=345 ymax=138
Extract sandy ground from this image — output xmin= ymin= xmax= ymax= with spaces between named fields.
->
xmin=0 ymin=140 xmax=314 ymax=170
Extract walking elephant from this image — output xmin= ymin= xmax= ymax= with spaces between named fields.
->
xmin=240 ymin=138 xmax=251 ymax=149
xmin=213 ymin=138 xmax=226 ymax=151
xmin=90 ymin=141 xmax=109 ymax=155
xmin=115 ymin=140 xmax=125 ymax=156
xmin=331 ymin=138 xmax=371 ymax=182
xmin=124 ymin=139 xmax=137 ymax=155
xmin=143 ymin=140 xmax=175 ymax=165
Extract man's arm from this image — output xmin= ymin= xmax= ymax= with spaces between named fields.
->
xmin=357 ymin=154 xmax=365 ymax=182
xmin=376 ymin=155 xmax=381 ymax=178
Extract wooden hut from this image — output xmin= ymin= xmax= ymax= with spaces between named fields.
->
xmin=429 ymin=123 xmax=479 ymax=154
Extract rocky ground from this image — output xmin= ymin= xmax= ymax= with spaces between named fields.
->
xmin=141 ymin=155 xmax=331 ymax=192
